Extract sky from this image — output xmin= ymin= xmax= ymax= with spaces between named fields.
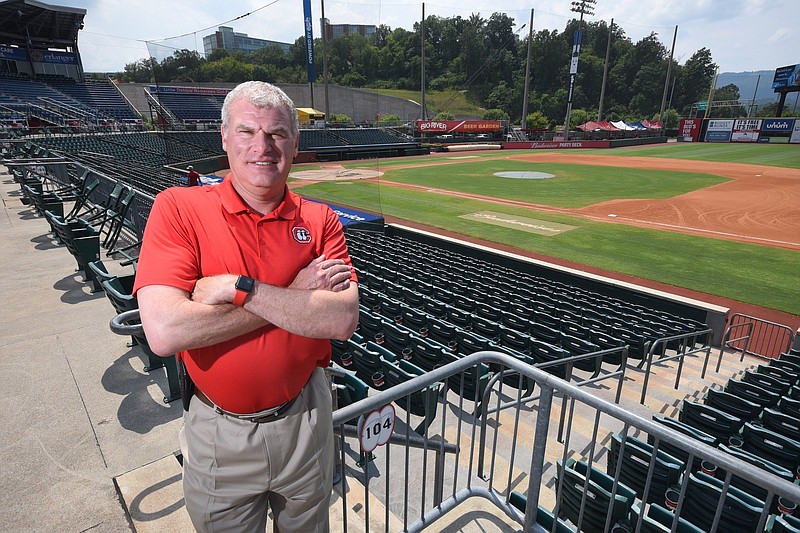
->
xmin=55 ymin=0 xmax=799 ymax=75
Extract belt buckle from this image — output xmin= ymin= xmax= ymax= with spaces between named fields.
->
xmin=240 ymin=406 xmax=282 ymax=423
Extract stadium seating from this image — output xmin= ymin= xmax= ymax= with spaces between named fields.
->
xmin=704 ymin=387 xmax=762 ymax=422
xmin=607 ymin=433 xmax=684 ymax=505
xmin=629 ymin=502 xmax=705 ymax=533
xmin=109 ymin=309 xmax=181 ymax=404
xmin=679 ymin=400 xmax=743 ymax=445
xmin=680 ymin=471 xmax=765 ymax=533
xmin=555 ymin=458 xmax=637 ymax=533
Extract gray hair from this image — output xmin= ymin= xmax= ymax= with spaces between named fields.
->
xmin=221 ymin=81 xmax=299 ymax=138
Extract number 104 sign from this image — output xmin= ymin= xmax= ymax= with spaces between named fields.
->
xmin=357 ymin=404 xmax=396 ymax=453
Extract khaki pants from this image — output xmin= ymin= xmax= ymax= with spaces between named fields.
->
xmin=181 ymin=367 xmax=333 ymax=532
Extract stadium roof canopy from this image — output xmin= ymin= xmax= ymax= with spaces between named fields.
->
xmin=0 ymin=0 xmax=86 ymax=48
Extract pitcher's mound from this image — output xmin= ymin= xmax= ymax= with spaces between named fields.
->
xmin=291 ymin=169 xmax=383 ymax=181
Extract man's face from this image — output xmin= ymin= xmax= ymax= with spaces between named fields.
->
xmin=221 ymin=98 xmax=298 ymax=202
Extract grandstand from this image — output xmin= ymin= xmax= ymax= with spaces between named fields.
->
xmin=5 ymin=135 xmax=800 ymax=531
xmin=2 ymin=1 xmax=800 ymax=532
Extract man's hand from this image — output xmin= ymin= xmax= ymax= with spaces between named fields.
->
xmin=290 ymin=255 xmax=353 ymax=292
xmin=191 ymin=273 xmax=238 ymax=305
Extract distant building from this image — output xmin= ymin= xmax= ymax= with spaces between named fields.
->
xmin=202 ymin=26 xmax=291 ymax=57
xmin=320 ymin=19 xmax=376 ymax=41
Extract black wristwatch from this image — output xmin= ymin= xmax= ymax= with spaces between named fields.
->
xmin=233 ymin=275 xmax=255 ymax=306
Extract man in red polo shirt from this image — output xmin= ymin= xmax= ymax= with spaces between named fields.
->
xmin=133 ymin=81 xmax=359 ymax=532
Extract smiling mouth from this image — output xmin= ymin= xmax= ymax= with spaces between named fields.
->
xmin=254 ymin=161 xmax=276 ymax=166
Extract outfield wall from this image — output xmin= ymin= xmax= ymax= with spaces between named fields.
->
xmin=680 ymin=117 xmax=800 ymax=144
xmin=503 ymin=137 xmax=666 ymax=150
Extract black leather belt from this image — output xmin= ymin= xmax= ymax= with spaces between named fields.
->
xmin=194 ymin=389 xmax=295 ymax=423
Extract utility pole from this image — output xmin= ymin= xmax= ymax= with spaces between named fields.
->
xmin=563 ymin=0 xmax=596 ymax=141
xmin=521 ymin=9 xmax=535 ymax=130
xmin=597 ymin=18 xmax=612 ymax=122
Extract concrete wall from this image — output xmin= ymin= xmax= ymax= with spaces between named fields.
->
xmin=113 ymin=82 xmax=427 ymax=124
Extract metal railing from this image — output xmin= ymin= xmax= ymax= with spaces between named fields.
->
xmin=715 ymin=313 xmax=796 ymax=361
xmin=331 ymin=351 xmax=800 ymax=532
xmin=638 ymin=329 xmax=713 ymax=405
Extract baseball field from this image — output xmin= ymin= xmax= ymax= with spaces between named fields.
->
xmin=288 ymin=142 xmax=800 ymax=326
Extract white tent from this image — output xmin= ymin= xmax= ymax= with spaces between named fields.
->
xmin=611 ymin=120 xmax=637 ymax=131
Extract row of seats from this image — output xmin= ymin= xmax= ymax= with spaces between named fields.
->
xmin=0 ymin=75 xmax=130 ymax=125
xmin=348 ymin=233 xmax=709 ymax=357
xmin=510 ymin=423 xmax=800 ymax=533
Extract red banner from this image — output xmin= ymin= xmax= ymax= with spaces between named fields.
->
xmin=416 ymin=120 xmax=502 ymax=133
xmin=679 ymin=118 xmax=702 ymax=142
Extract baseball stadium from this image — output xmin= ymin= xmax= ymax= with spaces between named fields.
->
xmin=2 ymin=1 xmax=800 ymax=532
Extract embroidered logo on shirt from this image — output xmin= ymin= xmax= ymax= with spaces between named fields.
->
xmin=292 ymin=226 xmax=313 ymax=244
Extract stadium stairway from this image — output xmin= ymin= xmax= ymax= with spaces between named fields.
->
xmin=0 ymin=165 xmax=762 ymax=532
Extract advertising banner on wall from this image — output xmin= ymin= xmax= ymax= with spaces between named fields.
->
xmin=678 ymin=118 xmax=702 ymax=142
xmin=416 ymin=120 xmax=502 ymax=133
xmin=761 ymin=118 xmax=794 ymax=132
xmin=731 ymin=119 xmax=762 ymax=142
xmin=0 ymin=45 xmax=28 ymax=62
xmin=704 ymin=119 xmax=734 ymax=142
xmin=791 ymin=120 xmax=800 ymax=144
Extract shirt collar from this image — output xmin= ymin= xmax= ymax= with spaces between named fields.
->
xmin=219 ymin=173 xmax=298 ymax=220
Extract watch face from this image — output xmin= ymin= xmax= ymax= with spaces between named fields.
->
xmin=236 ymin=276 xmax=255 ymax=292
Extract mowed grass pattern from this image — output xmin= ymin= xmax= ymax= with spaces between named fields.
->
xmin=297 ymin=143 xmax=800 ymax=316
xmin=372 ymin=160 xmax=728 ymax=208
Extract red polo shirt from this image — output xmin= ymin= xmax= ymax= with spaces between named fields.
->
xmin=132 ymin=175 xmax=357 ymax=413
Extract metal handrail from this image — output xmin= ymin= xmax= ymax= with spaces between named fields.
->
xmin=703 ymin=320 xmax=754 ymax=378
xmin=332 ymin=350 xmax=800 ymax=532
xmin=638 ymin=328 xmax=713 ymax=405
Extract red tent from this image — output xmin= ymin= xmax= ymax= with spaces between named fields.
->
xmin=596 ymin=121 xmax=620 ymax=131
xmin=577 ymin=121 xmax=601 ymax=132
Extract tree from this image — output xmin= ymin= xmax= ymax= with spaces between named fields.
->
xmin=328 ymin=113 xmax=352 ymax=124
xmin=710 ymin=83 xmax=746 ymax=117
xmin=433 ymin=111 xmax=455 ymax=120
xmin=656 ymin=109 xmax=680 ymax=129
xmin=483 ymin=108 xmax=509 ymax=121
xmin=676 ymin=48 xmax=716 ymax=114
xmin=525 ymin=111 xmax=550 ymax=129
xmin=568 ymin=108 xmax=590 ymax=130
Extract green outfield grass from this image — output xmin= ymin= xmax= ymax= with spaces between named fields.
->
xmin=295 ymin=144 xmax=800 ymax=316
xmin=580 ymin=142 xmax=800 ymax=168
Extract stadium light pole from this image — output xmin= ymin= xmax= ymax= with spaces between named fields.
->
xmin=658 ymin=25 xmax=678 ymax=128
xmin=521 ymin=9 xmax=535 ymax=130
xmin=420 ymin=3 xmax=427 ymax=120
xmin=563 ymin=0 xmax=596 ymax=141
xmin=597 ymin=18 xmax=612 ymax=122
xmin=320 ymin=0 xmax=330 ymax=122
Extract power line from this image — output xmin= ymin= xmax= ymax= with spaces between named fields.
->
xmin=146 ymin=0 xmax=283 ymax=44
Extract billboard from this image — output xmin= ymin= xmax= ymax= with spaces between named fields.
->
xmin=772 ymin=64 xmax=800 ymax=90
xmin=416 ymin=120 xmax=502 ymax=133
xmin=731 ymin=119 xmax=762 ymax=142
xmin=704 ymin=119 xmax=734 ymax=142
xmin=679 ymin=118 xmax=702 ymax=142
